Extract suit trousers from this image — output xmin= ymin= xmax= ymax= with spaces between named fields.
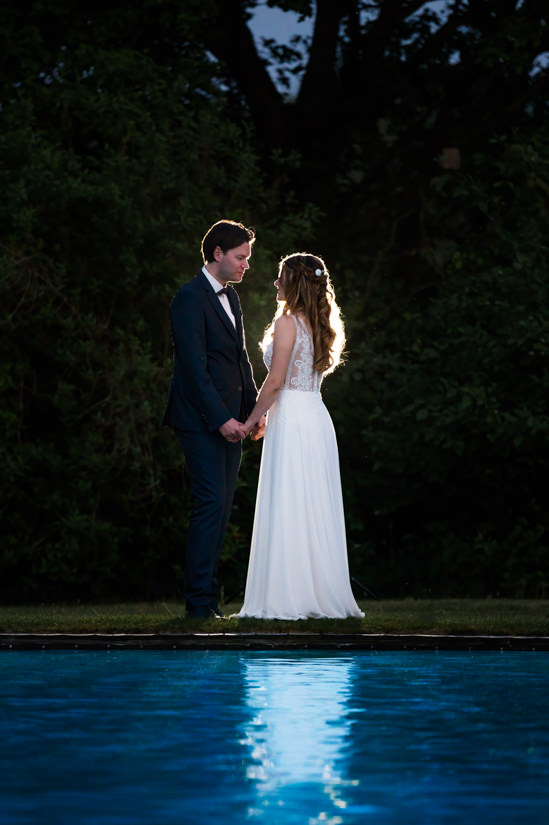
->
xmin=176 ymin=428 xmax=242 ymax=610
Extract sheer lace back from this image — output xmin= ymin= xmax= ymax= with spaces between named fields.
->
xmin=264 ymin=314 xmax=323 ymax=393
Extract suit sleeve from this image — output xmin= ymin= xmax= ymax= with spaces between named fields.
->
xmin=241 ymin=328 xmax=258 ymax=416
xmin=169 ymin=289 xmax=231 ymax=431
xmin=231 ymin=290 xmax=258 ymax=415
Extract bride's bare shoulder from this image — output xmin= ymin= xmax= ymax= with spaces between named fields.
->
xmin=274 ymin=313 xmax=296 ymax=329
xmin=274 ymin=312 xmax=292 ymax=322
xmin=273 ymin=313 xmax=296 ymax=340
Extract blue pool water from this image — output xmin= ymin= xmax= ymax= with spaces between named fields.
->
xmin=1 ymin=650 xmax=548 ymax=824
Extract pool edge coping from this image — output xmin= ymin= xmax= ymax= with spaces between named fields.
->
xmin=1 ymin=632 xmax=548 ymax=650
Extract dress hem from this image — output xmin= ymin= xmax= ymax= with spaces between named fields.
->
xmin=234 ymin=611 xmax=365 ymax=621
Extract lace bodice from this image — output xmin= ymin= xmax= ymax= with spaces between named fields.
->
xmin=264 ymin=314 xmax=323 ymax=393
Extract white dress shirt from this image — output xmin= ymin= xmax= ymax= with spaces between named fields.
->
xmin=202 ymin=266 xmax=236 ymax=327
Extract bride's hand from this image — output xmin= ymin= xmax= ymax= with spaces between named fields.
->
xmin=250 ymin=416 xmax=266 ymax=441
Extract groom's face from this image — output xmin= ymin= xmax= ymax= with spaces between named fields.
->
xmin=215 ymin=242 xmax=251 ymax=284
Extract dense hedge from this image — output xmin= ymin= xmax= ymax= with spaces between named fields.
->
xmin=0 ymin=35 xmax=317 ymax=601
xmin=332 ymin=140 xmax=549 ymax=598
xmin=1 ymin=6 xmax=548 ymax=602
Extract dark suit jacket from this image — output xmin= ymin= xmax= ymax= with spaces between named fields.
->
xmin=163 ymin=271 xmax=257 ymax=432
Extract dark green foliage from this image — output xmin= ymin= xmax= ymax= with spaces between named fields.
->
xmin=0 ymin=1 xmax=320 ymax=601
xmin=1 ymin=1 xmax=548 ymax=602
xmin=0 ymin=8 xmax=228 ymax=599
xmin=0 ymin=47 xmax=202 ymax=600
xmin=331 ymin=138 xmax=549 ymax=598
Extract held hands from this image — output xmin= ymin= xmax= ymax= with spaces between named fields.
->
xmin=250 ymin=415 xmax=266 ymax=441
xmin=219 ymin=418 xmax=248 ymax=443
xmin=242 ymin=415 xmax=266 ymax=441
xmin=219 ymin=415 xmax=266 ymax=443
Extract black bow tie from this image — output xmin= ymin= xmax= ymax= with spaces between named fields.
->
xmin=217 ymin=287 xmax=229 ymax=297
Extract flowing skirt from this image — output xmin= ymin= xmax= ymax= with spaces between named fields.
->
xmin=238 ymin=389 xmax=364 ymax=619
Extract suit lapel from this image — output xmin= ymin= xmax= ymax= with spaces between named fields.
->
xmin=228 ymin=288 xmax=244 ymax=346
xmin=199 ymin=273 xmax=241 ymax=345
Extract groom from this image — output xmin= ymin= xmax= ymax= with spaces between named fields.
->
xmin=163 ymin=219 xmax=262 ymax=619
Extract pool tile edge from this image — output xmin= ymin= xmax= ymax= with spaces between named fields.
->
xmin=1 ymin=633 xmax=548 ymax=651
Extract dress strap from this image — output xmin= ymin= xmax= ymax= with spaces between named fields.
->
xmin=294 ymin=314 xmax=312 ymax=339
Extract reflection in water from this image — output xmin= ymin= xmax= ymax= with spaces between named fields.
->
xmin=241 ymin=656 xmax=365 ymax=823
xmin=2 ymin=651 xmax=549 ymax=824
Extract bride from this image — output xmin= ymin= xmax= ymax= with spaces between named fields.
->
xmin=237 ymin=253 xmax=364 ymax=620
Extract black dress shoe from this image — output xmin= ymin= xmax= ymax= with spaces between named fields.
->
xmin=185 ymin=607 xmax=225 ymax=620
xmin=211 ymin=606 xmax=225 ymax=618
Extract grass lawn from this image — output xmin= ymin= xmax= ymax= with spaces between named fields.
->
xmin=0 ymin=599 xmax=548 ymax=636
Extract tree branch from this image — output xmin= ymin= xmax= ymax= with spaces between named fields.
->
xmin=203 ymin=0 xmax=286 ymax=149
xmin=298 ymin=0 xmax=353 ymax=106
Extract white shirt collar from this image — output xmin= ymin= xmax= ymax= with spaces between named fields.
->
xmin=202 ymin=266 xmax=226 ymax=294
xmin=202 ymin=265 xmax=236 ymax=327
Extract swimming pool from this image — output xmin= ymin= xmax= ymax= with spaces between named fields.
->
xmin=1 ymin=650 xmax=548 ymax=824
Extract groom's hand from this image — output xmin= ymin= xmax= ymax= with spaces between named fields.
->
xmin=219 ymin=418 xmax=247 ymax=442
xmin=250 ymin=416 xmax=266 ymax=441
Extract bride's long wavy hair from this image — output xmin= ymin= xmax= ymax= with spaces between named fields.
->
xmin=261 ymin=253 xmax=346 ymax=374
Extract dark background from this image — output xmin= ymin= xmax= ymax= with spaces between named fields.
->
xmin=1 ymin=0 xmax=547 ymax=603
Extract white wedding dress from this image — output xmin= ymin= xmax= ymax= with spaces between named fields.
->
xmin=237 ymin=314 xmax=364 ymax=620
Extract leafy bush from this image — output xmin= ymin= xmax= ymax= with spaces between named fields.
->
xmin=2 ymin=3 xmax=547 ymax=602
xmin=0 ymin=10 xmax=321 ymax=601
xmin=330 ymin=139 xmax=549 ymax=597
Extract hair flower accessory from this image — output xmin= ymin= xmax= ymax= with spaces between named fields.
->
xmin=315 ymin=268 xmax=323 ymax=277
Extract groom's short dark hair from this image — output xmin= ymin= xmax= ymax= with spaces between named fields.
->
xmin=201 ymin=220 xmax=255 ymax=263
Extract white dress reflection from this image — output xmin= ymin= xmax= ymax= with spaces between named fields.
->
xmin=241 ymin=656 xmax=360 ymax=824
